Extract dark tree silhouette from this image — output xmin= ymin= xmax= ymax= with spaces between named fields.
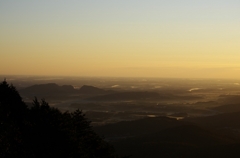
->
xmin=0 ymin=80 xmax=119 ymax=158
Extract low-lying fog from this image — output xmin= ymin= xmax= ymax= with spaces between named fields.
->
xmin=3 ymin=75 xmax=240 ymax=126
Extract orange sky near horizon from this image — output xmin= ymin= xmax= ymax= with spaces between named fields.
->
xmin=1 ymin=1 xmax=240 ymax=78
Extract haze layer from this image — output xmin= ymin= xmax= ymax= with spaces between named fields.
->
xmin=1 ymin=1 xmax=239 ymax=78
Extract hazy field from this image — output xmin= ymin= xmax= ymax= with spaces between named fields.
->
xmin=2 ymin=75 xmax=240 ymax=126
xmin=2 ymin=75 xmax=240 ymax=157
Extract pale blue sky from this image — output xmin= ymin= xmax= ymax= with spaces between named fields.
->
xmin=1 ymin=1 xmax=240 ymax=78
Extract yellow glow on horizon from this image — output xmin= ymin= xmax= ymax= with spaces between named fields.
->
xmin=1 ymin=1 xmax=239 ymax=78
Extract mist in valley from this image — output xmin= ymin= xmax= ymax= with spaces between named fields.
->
xmin=6 ymin=76 xmax=239 ymax=124
xmin=2 ymin=76 xmax=240 ymax=157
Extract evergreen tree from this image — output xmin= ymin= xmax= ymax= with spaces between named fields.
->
xmin=0 ymin=80 xmax=119 ymax=158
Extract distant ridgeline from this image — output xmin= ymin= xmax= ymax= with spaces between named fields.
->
xmin=0 ymin=80 xmax=121 ymax=158
xmin=19 ymin=83 xmax=202 ymax=102
xmin=19 ymin=83 xmax=108 ymax=96
xmin=4 ymin=80 xmax=240 ymax=158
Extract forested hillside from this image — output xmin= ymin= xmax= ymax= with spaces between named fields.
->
xmin=0 ymin=80 xmax=119 ymax=158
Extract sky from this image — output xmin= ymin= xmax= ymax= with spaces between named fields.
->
xmin=1 ymin=0 xmax=240 ymax=78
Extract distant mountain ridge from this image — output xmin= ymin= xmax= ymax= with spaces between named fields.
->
xmin=79 ymin=85 xmax=106 ymax=94
xmin=87 ymin=91 xmax=160 ymax=101
xmin=19 ymin=83 xmax=75 ymax=95
xmin=19 ymin=83 xmax=203 ymax=102
xmin=87 ymin=91 xmax=202 ymax=101
xmin=19 ymin=83 xmax=109 ymax=97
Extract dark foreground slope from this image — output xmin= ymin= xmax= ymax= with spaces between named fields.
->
xmin=94 ymin=116 xmax=240 ymax=158
xmin=0 ymin=80 xmax=119 ymax=158
xmin=5 ymin=80 xmax=240 ymax=158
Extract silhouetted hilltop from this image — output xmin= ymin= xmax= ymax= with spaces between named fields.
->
xmin=150 ymin=125 xmax=233 ymax=145
xmin=79 ymin=85 xmax=106 ymax=94
xmin=212 ymin=104 xmax=240 ymax=113
xmin=94 ymin=116 xmax=239 ymax=158
xmin=218 ymin=95 xmax=240 ymax=104
xmin=95 ymin=117 xmax=233 ymax=144
xmin=94 ymin=117 xmax=185 ymax=139
xmin=87 ymin=91 xmax=159 ymax=101
xmin=113 ymin=124 xmax=234 ymax=150
xmin=187 ymin=111 xmax=240 ymax=129
xmin=19 ymin=84 xmax=111 ymax=98
xmin=19 ymin=83 xmax=202 ymax=102
xmin=20 ymin=83 xmax=76 ymax=96
xmin=0 ymin=80 xmax=119 ymax=158
xmin=86 ymin=91 xmax=202 ymax=101
xmin=112 ymin=125 xmax=239 ymax=158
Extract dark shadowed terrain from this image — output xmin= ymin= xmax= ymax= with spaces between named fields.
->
xmin=2 ymin=75 xmax=240 ymax=157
